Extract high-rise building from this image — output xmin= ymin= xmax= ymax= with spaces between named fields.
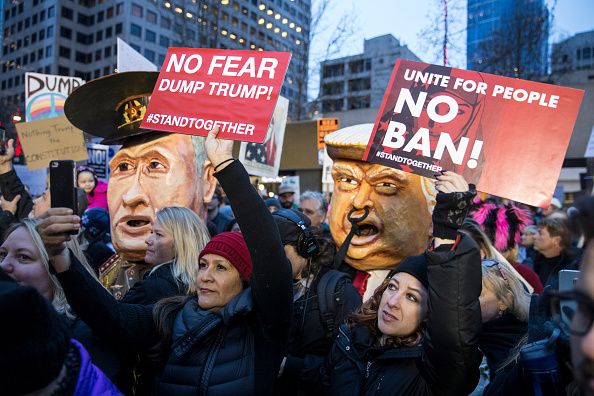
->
xmin=1 ymin=0 xmax=310 ymax=123
xmin=467 ymin=0 xmax=549 ymax=79
xmin=551 ymin=30 xmax=594 ymax=82
xmin=318 ymin=34 xmax=420 ymax=115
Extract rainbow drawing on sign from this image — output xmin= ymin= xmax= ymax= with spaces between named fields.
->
xmin=26 ymin=92 xmax=67 ymax=121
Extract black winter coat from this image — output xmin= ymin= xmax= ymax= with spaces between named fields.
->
xmin=56 ymin=160 xmax=292 ymax=396
xmin=121 ymin=261 xmax=185 ymax=304
xmin=321 ymin=235 xmax=482 ymax=396
xmin=276 ymin=269 xmax=362 ymax=396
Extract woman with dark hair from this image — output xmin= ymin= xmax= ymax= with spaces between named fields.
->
xmin=35 ymin=128 xmax=292 ymax=396
xmin=321 ymin=172 xmax=482 ymax=396
xmin=272 ymin=209 xmax=361 ymax=396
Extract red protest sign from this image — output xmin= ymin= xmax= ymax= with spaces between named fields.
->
xmin=141 ymin=48 xmax=291 ymax=143
xmin=363 ymin=60 xmax=584 ymax=208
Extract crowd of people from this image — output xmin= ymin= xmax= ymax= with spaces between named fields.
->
xmin=1 ymin=72 xmax=594 ymax=396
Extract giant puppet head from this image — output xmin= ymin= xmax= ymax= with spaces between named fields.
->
xmin=65 ymin=72 xmax=216 ymax=262
xmin=325 ymin=124 xmax=436 ymax=272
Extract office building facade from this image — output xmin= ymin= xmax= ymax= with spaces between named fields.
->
xmin=318 ymin=34 xmax=420 ymax=114
xmin=1 ymin=0 xmax=310 ymax=123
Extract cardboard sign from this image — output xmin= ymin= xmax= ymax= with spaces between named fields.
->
xmin=317 ymin=118 xmax=340 ymax=150
xmin=363 ymin=60 xmax=584 ymax=208
xmin=25 ymin=73 xmax=85 ymax=121
xmin=238 ymin=96 xmax=289 ymax=178
xmin=141 ymin=48 xmax=291 ymax=143
xmin=15 ymin=116 xmax=88 ymax=170
xmin=86 ymin=143 xmax=111 ymax=181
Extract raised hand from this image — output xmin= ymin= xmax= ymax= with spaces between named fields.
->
xmin=205 ymin=126 xmax=235 ymax=172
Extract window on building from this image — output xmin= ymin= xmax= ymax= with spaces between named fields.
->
xmin=158 ymin=54 xmax=166 ymax=66
xmin=146 ymin=29 xmax=156 ymax=42
xmin=95 ymin=49 xmax=101 ymax=61
xmin=144 ymin=49 xmax=155 ymax=62
xmin=32 ymin=32 xmax=37 ymax=43
xmin=106 ymin=26 xmax=113 ymax=37
xmin=348 ymin=95 xmax=370 ymax=109
xmin=47 ymin=26 xmax=54 ymax=37
xmin=59 ymin=46 xmax=71 ymax=59
xmin=348 ymin=78 xmax=371 ymax=92
xmin=115 ymin=23 xmax=122 ymax=34
xmin=322 ymin=64 xmax=344 ymax=78
xmin=40 ymin=9 xmax=46 ymax=21
xmin=147 ymin=10 xmax=157 ymax=23
xmin=159 ymin=35 xmax=169 ymax=48
xmin=104 ymin=46 xmax=111 ymax=57
xmin=96 ymin=30 xmax=103 ymax=41
xmin=32 ymin=14 xmax=38 ymax=24
xmin=38 ymin=48 xmax=44 ymax=59
xmin=130 ymin=44 xmax=140 ymax=52
xmin=116 ymin=3 xmax=124 ymax=15
xmin=25 ymin=17 xmax=30 ymax=28
xmin=76 ymin=51 xmax=90 ymax=63
xmin=130 ymin=23 xmax=141 ymax=37
xmin=584 ymin=47 xmax=592 ymax=60
xmin=30 ymin=52 xmax=36 ymax=62
xmin=58 ymin=66 xmax=69 ymax=75
xmin=106 ymin=6 xmax=114 ymax=18
xmin=322 ymin=99 xmax=343 ymax=112
xmin=132 ymin=3 xmax=143 ymax=17
xmin=61 ymin=6 xmax=73 ymax=19
xmin=60 ymin=26 xmax=72 ymax=39
xmin=322 ymin=82 xmax=343 ymax=95
xmin=97 ymin=11 xmax=104 ymax=22
xmin=17 ymin=21 xmax=22 ymax=32
xmin=161 ymin=17 xmax=171 ymax=28
xmin=78 ymin=13 xmax=94 ymax=26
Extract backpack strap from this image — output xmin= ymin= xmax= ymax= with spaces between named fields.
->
xmin=317 ymin=269 xmax=350 ymax=339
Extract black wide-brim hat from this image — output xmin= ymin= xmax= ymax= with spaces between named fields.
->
xmin=64 ymin=71 xmax=169 ymax=145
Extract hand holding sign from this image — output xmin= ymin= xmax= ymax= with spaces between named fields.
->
xmin=141 ymin=48 xmax=291 ymax=143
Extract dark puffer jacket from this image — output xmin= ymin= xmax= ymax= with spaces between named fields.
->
xmin=56 ymin=160 xmax=292 ymax=396
xmin=321 ymin=234 xmax=482 ymax=396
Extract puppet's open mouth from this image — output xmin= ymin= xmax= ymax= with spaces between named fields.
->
xmin=127 ymin=219 xmax=150 ymax=227
xmin=357 ymin=224 xmax=379 ymax=237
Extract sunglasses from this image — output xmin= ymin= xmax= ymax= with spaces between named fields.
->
xmin=483 ymin=259 xmax=511 ymax=290
xmin=548 ymin=289 xmax=594 ymax=336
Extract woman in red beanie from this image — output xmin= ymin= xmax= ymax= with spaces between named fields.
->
xmin=35 ymin=128 xmax=293 ymax=396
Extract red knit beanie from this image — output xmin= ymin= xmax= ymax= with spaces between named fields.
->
xmin=199 ymin=232 xmax=252 ymax=283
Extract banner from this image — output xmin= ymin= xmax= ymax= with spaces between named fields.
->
xmin=15 ymin=116 xmax=88 ymax=170
xmin=25 ymin=73 xmax=85 ymax=122
xmin=238 ymin=96 xmax=289 ymax=178
xmin=117 ymin=37 xmax=158 ymax=72
xmin=141 ymin=48 xmax=291 ymax=143
xmin=363 ymin=60 xmax=584 ymax=208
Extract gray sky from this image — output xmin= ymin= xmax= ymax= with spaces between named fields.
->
xmin=308 ymin=0 xmax=594 ymax=95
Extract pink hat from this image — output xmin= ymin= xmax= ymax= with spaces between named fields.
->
xmin=199 ymin=232 xmax=252 ymax=283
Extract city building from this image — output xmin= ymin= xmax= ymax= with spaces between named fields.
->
xmin=1 ymin=0 xmax=311 ymax=124
xmin=551 ymin=30 xmax=594 ymax=83
xmin=467 ymin=0 xmax=549 ymax=79
xmin=317 ymin=34 xmax=420 ymax=127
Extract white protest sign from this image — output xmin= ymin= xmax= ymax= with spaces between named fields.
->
xmin=117 ymin=37 xmax=158 ymax=72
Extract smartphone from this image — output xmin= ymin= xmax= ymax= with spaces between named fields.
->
xmin=559 ymin=269 xmax=580 ymax=327
xmin=50 ymin=160 xmax=78 ymax=212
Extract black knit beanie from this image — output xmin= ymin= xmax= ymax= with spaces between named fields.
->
xmin=390 ymin=254 xmax=429 ymax=290
xmin=0 ymin=281 xmax=71 ymax=395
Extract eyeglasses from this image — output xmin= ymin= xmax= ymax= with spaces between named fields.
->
xmin=548 ymin=289 xmax=594 ymax=336
xmin=483 ymin=259 xmax=511 ymax=290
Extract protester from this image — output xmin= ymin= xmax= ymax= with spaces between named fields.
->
xmin=469 ymin=203 xmax=543 ymax=293
xmin=207 ymin=185 xmax=234 ymax=233
xmin=0 ymin=280 xmax=122 ymax=396
xmin=80 ymin=207 xmax=115 ymax=273
xmin=77 ymin=166 xmax=108 ymax=211
xmin=543 ymin=197 xmax=562 ymax=217
xmin=272 ymin=209 xmax=361 ymax=396
xmin=324 ymin=124 xmax=436 ymax=300
xmin=0 ymin=219 xmax=128 ymax=391
xmin=265 ymin=197 xmax=282 ymax=213
xmin=533 ymin=216 xmax=580 ymax=288
xmin=320 ymin=172 xmax=482 ymax=395
xmin=35 ymin=127 xmax=292 ymax=395
xmin=298 ymin=190 xmax=329 ymax=230
xmin=121 ymin=206 xmax=210 ymax=304
xmin=519 ymin=224 xmax=539 ymax=268
xmin=64 ymin=71 xmax=217 ymax=298
xmin=279 ymin=184 xmax=298 ymax=210
xmin=0 ymin=138 xmax=31 ymax=228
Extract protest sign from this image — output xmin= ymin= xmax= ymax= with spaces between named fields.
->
xmin=238 ymin=96 xmax=289 ymax=178
xmin=25 ymin=73 xmax=85 ymax=121
xmin=363 ymin=60 xmax=584 ymax=208
xmin=117 ymin=38 xmax=158 ymax=72
xmin=317 ymin=118 xmax=340 ymax=150
xmin=140 ymin=48 xmax=291 ymax=143
xmin=15 ymin=116 xmax=88 ymax=170
xmin=86 ymin=143 xmax=111 ymax=181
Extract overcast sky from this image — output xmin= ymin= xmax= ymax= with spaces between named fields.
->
xmin=308 ymin=0 xmax=594 ymax=96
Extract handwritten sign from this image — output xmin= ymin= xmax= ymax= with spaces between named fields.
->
xmin=25 ymin=72 xmax=85 ymax=121
xmin=15 ymin=115 xmax=88 ymax=170
xmin=141 ymin=48 xmax=291 ymax=143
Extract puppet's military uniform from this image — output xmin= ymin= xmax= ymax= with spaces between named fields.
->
xmin=99 ymin=254 xmax=151 ymax=300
